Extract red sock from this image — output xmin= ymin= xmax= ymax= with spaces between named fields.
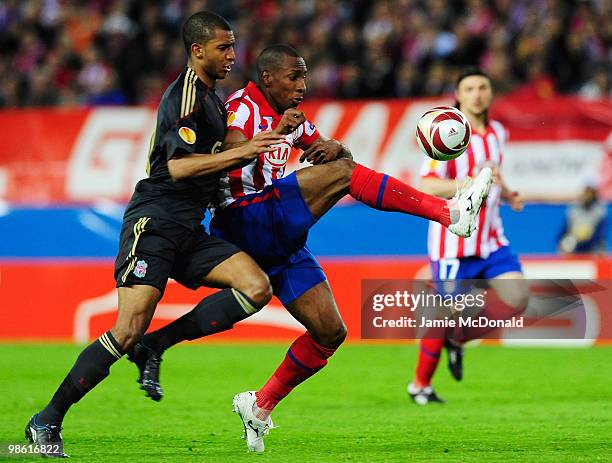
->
xmin=349 ymin=164 xmax=451 ymax=226
xmin=414 ymin=338 xmax=445 ymax=388
xmin=256 ymin=332 xmax=337 ymax=411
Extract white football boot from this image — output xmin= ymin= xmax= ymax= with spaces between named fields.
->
xmin=407 ymin=382 xmax=445 ymax=405
xmin=448 ymin=167 xmax=493 ymax=238
xmin=232 ymin=391 xmax=274 ymax=453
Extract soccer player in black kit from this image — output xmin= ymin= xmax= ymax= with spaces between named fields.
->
xmin=24 ymin=11 xmax=282 ymax=458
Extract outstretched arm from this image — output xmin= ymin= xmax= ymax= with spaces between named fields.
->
xmin=168 ymin=131 xmax=283 ymax=181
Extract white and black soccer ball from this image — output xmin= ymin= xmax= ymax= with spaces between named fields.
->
xmin=416 ymin=106 xmax=471 ymax=161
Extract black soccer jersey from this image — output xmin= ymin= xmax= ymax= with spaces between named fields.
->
xmin=123 ymin=67 xmax=227 ymax=226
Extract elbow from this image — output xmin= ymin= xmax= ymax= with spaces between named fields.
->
xmin=167 ymin=159 xmax=186 ymax=182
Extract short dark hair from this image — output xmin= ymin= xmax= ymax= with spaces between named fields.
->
xmin=256 ymin=44 xmax=301 ymax=78
xmin=455 ymin=66 xmax=491 ymax=88
xmin=454 ymin=67 xmax=492 ymax=122
xmin=182 ymin=11 xmax=231 ymax=55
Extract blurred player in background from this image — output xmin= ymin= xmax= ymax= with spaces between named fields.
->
xmin=408 ymin=67 xmax=529 ymax=405
xmin=558 ymin=181 xmax=607 ymax=254
xmin=131 ymin=46 xmax=493 ymax=452
xmin=24 ymin=12 xmax=285 ymax=457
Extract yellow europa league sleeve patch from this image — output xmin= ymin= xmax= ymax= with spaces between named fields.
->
xmin=226 ymin=111 xmax=236 ymax=127
xmin=178 ymin=126 xmax=196 ymax=144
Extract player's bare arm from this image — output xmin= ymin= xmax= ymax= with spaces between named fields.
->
xmin=488 ymin=164 xmax=523 ymax=212
xmin=219 ymin=108 xmax=308 ymax=151
xmin=501 ymin=184 xmax=524 ymax=211
xmin=168 ymin=131 xmax=283 ymax=181
xmin=299 ymin=135 xmax=352 ymax=164
xmin=273 ymin=108 xmax=352 ymax=164
xmin=273 ymin=108 xmax=306 ymax=134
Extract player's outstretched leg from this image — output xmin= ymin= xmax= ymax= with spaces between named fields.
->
xmin=296 ymin=159 xmax=492 ymax=238
xmin=128 ymin=252 xmax=272 ymax=401
xmin=233 ymin=281 xmax=346 ymax=452
xmin=408 ymin=338 xmax=446 ymax=406
xmin=26 ymin=285 xmax=161 ymax=457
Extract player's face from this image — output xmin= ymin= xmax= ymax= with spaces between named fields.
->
xmin=195 ymin=29 xmax=236 ymax=81
xmin=267 ymin=56 xmax=307 ymax=111
xmin=456 ymin=75 xmax=493 ymax=117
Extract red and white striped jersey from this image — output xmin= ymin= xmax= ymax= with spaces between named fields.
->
xmin=218 ymin=81 xmax=320 ymax=208
xmin=420 ymin=120 xmax=510 ymax=261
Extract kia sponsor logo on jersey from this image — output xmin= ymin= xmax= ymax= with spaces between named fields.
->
xmin=264 ymin=141 xmax=292 ymax=167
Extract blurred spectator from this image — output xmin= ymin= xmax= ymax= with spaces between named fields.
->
xmin=421 ymin=61 xmax=448 ymax=96
xmin=337 ymin=62 xmax=362 ymax=99
xmin=579 ymin=64 xmax=611 ymax=99
xmin=0 ymin=0 xmax=609 ymax=107
xmin=558 ymin=182 xmax=607 ymax=254
xmin=394 ymin=61 xmax=422 ymax=97
xmin=508 ymin=58 xmax=556 ymax=100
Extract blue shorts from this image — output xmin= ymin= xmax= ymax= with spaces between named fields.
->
xmin=430 ymin=246 xmax=522 ymax=281
xmin=210 ymin=173 xmax=326 ymax=305
xmin=430 ymin=246 xmax=522 ymax=296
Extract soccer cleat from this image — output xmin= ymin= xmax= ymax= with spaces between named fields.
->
xmin=232 ymin=391 xmax=274 ymax=453
xmin=448 ymin=167 xmax=493 ymax=238
xmin=407 ymin=383 xmax=445 ymax=406
xmin=445 ymin=339 xmax=464 ymax=381
xmin=25 ymin=414 xmax=69 ymax=458
xmin=128 ymin=342 xmax=163 ymax=401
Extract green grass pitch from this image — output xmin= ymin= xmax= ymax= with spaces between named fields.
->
xmin=1 ymin=343 xmax=611 ymax=462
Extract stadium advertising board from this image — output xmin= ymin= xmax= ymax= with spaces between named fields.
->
xmin=0 ymin=97 xmax=610 ymax=204
xmin=1 ymin=257 xmax=611 ymax=344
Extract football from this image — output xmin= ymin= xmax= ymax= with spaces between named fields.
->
xmin=416 ymin=106 xmax=472 ymax=161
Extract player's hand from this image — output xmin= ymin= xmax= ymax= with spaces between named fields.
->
xmin=299 ymin=139 xmax=344 ymax=164
xmin=243 ymin=131 xmax=284 ymax=157
xmin=507 ymin=191 xmax=524 ymax=212
xmin=274 ymin=109 xmax=306 ymax=135
xmin=490 ymin=166 xmax=501 ymax=184
xmin=474 ymin=163 xmax=500 ymax=183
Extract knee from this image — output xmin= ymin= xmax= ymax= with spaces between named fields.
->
xmin=503 ymin=286 xmax=529 ymax=314
xmin=110 ymin=326 xmax=145 ymax=352
xmin=332 ymin=157 xmax=357 ymax=181
xmin=511 ymin=290 xmax=529 ymax=314
xmin=238 ymin=273 xmax=273 ymax=309
xmin=314 ymin=319 xmax=347 ymax=349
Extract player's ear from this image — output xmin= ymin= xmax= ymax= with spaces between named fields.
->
xmin=261 ymin=70 xmax=272 ymax=87
xmin=191 ymin=43 xmax=204 ymax=60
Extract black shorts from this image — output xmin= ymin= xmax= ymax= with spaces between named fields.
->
xmin=114 ymin=216 xmax=241 ymax=294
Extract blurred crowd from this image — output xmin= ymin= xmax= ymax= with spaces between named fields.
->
xmin=0 ymin=0 xmax=610 ymax=107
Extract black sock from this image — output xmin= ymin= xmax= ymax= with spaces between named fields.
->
xmin=38 ymin=331 xmax=124 ymax=425
xmin=141 ymin=288 xmax=258 ymax=354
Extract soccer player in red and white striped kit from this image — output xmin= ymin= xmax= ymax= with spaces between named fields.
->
xmin=408 ymin=68 xmax=530 ymax=405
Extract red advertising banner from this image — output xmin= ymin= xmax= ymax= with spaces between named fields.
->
xmin=0 ymin=97 xmax=610 ymax=204
xmin=1 ymin=257 xmax=611 ymax=344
